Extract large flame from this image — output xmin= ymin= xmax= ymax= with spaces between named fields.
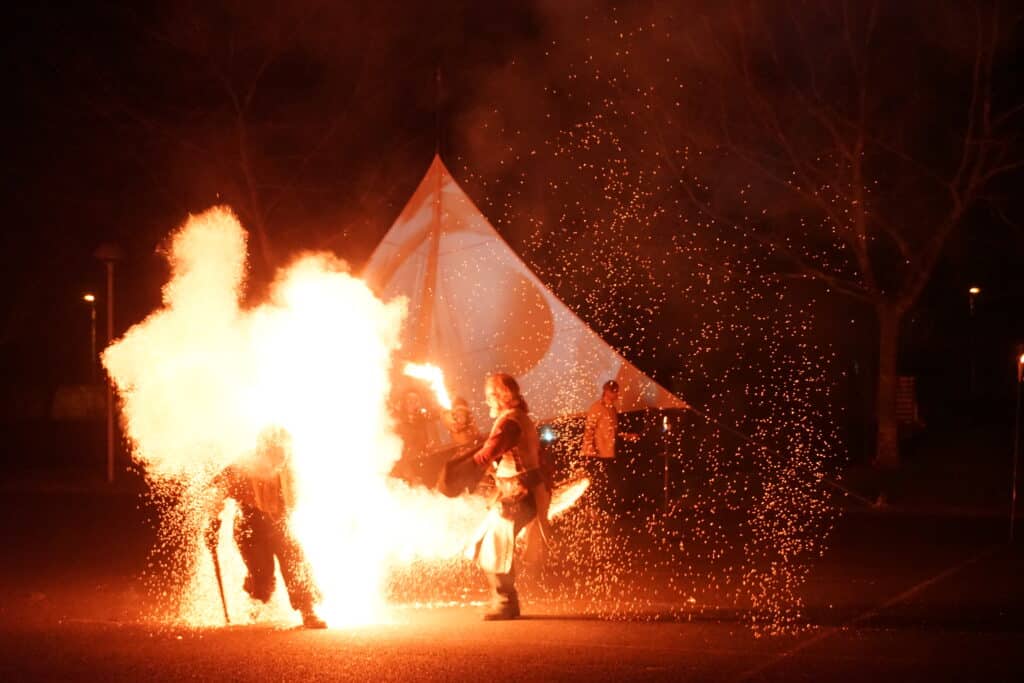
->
xmin=103 ymin=208 xmax=489 ymax=627
xmin=402 ymin=362 xmax=452 ymax=410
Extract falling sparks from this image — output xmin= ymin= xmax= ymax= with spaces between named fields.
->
xmin=454 ymin=8 xmax=845 ymax=636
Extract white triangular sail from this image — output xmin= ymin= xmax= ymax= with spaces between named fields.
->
xmin=363 ymin=155 xmax=684 ymax=422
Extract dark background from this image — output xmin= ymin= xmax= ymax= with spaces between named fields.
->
xmin=2 ymin=1 xmax=1022 ymax=474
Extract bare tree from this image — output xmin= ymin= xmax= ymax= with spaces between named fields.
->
xmin=481 ymin=0 xmax=1022 ymax=467
xmin=641 ymin=0 xmax=1023 ymax=466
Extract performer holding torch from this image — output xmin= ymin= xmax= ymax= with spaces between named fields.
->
xmin=466 ymin=373 xmax=551 ymax=621
xmin=401 ymin=363 xmax=483 ymax=486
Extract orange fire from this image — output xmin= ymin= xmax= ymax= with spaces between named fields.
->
xmin=101 ymin=208 xmax=505 ymax=627
xmin=549 ymin=476 xmax=590 ymax=517
xmin=402 ymin=362 xmax=452 ymax=410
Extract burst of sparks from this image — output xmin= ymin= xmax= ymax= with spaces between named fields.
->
xmin=453 ymin=8 xmax=846 ymax=636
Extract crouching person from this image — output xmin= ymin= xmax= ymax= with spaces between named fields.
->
xmin=205 ymin=426 xmax=326 ymax=629
xmin=468 ymin=373 xmax=551 ymax=621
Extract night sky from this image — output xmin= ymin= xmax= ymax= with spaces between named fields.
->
xmin=4 ymin=0 xmax=1023 ymax=428
xmin=4 ymin=1 xmax=540 ymax=387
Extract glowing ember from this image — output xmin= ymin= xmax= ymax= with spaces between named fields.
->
xmin=402 ymin=362 xmax=452 ymax=410
xmin=103 ymin=207 xmax=496 ymax=628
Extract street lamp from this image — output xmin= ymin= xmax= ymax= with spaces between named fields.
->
xmin=1012 ymin=348 xmax=1024 ymax=542
xmin=83 ymin=294 xmax=96 ymax=381
xmin=968 ymin=286 xmax=981 ymax=397
xmin=94 ymin=244 xmax=124 ymax=484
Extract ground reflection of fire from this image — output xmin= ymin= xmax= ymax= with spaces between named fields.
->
xmin=103 ymin=207 xmax=496 ymax=627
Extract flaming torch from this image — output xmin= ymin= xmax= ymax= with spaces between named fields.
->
xmin=403 ymin=362 xmax=452 ymax=410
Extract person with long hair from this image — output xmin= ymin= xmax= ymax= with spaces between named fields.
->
xmin=467 ymin=373 xmax=551 ymax=620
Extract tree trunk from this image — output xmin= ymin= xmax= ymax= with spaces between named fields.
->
xmin=873 ymin=304 xmax=902 ymax=468
xmin=234 ymin=114 xmax=276 ymax=272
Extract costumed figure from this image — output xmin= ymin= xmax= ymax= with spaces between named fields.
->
xmin=391 ymin=388 xmax=437 ymax=485
xmin=466 ymin=373 xmax=551 ymax=621
xmin=429 ymin=396 xmax=486 ymax=494
xmin=441 ymin=396 xmax=481 ymax=447
xmin=204 ymin=426 xmax=326 ymax=629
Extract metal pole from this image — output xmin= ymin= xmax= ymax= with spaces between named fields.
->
xmin=968 ymin=287 xmax=981 ymax=400
xmin=1011 ymin=355 xmax=1022 ymax=543
xmin=663 ymin=446 xmax=669 ymax=511
xmin=968 ymin=293 xmax=976 ymax=398
xmin=89 ymin=302 xmax=97 ymax=382
xmin=105 ymin=261 xmax=115 ymax=484
xmin=207 ymin=527 xmax=231 ymax=625
xmin=662 ymin=416 xmax=670 ymax=511
xmin=435 ymin=66 xmax=442 ymax=155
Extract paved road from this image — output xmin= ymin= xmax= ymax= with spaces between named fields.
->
xmin=2 ymin=483 xmax=1023 ymax=681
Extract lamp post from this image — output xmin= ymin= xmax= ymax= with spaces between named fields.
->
xmin=968 ymin=287 xmax=981 ymax=398
xmin=83 ymin=294 xmax=96 ymax=381
xmin=94 ymin=244 xmax=124 ymax=484
xmin=662 ymin=414 xmax=671 ymax=511
xmin=1011 ymin=348 xmax=1023 ymax=543
xmin=968 ymin=286 xmax=981 ymax=313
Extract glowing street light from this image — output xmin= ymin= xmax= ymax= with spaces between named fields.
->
xmin=968 ymin=286 xmax=981 ymax=314
xmin=967 ymin=286 xmax=982 ymax=397
xmin=83 ymin=293 xmax=97 ymax=380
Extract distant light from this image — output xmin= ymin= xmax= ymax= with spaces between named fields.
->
xmin=83 ymin=294 xmax=96 ymax=303
xmin=1019 ymin=353 xmax=1024 ymax=366
xmin=968 ymin=286 xmax=981 ymax=295
xmin=540 ymin=425 xmax=558 ymax=443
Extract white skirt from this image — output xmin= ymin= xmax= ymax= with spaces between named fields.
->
xmin=466 ymin=508 xmax=517 ymax=574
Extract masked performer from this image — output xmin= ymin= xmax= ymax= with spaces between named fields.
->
xmin=391 ymin=388 xmax=438 ymax=485
xmin=205 ymin=426 xmax=326 ymax=629
xmin=468 ymin=373 xmax=551 ymax=620
xmin=441 ymin=396 xmax=481 ymax=447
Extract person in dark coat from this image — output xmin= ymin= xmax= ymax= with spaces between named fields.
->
xmin=206 ymin=427 xmax=326 ymax=629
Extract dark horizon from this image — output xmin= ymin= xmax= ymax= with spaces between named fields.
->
xmin=3 ymin=0 xmax=1022 ymax=447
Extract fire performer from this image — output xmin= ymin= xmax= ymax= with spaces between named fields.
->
xmin=441 ymin=396 xmax=481 ymax=447
xmin=391 ymin=388 xmax=436 ymax=485
xmin=468 ymin=373 xmax=551 ymax=620
xmin=204 ymin=426 xmax=327 ymax=629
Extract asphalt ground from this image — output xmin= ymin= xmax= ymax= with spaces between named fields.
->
xmin=1 ymin=474 xmax=1023 ymax=682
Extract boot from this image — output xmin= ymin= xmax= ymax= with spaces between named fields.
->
xmin=483 ymin=597 xmax=520 ymax=621
xmin=301 ymin=609 xmax=327 ymax=629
